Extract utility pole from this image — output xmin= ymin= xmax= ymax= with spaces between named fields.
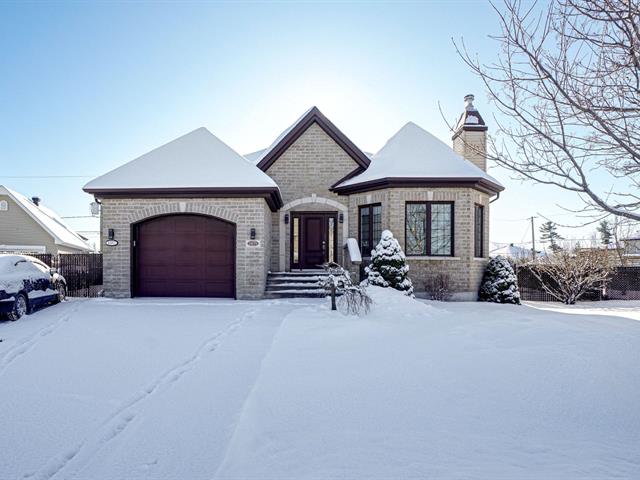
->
xmin=530 ymin=216 xmax=536 ymax=260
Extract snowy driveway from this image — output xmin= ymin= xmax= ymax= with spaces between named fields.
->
xmin=1 ymin=292 xmax=639 ymax=479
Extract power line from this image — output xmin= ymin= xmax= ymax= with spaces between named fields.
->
xmin=492 ymin=216 xmax=532 ymax=222
xmin=2 ymin=175 xmax=96 ymax=179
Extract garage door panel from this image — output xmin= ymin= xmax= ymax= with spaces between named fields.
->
xmin=135 ymin=214 xmax=235 ymax=298
xmin=204 ymin=283 xmax=234 ymax=297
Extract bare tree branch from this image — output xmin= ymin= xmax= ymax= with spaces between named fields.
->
xmin=452 ymin=0 xmax=640 ymax=221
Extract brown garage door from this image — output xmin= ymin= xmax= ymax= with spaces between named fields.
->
xmin=133 ymin=214 xmax=235 ymax=297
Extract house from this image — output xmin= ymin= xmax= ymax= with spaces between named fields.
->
xmin=576 ymin=236 xmax=640 ymax=267
xmin=84 ymin=95 xmax=503 ymax=299
xmin=0 ymin=185 xmax=93 ymax=254
xmin=490 ymin=243 xmax=545 ymax=262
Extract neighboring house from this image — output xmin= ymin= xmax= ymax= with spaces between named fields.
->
xmin=576 ymin=236 xmax=640 ymax=267
xmin=0 ymin=185 xmax=93 ymax=254
xmin=490 ymin=243 xmax=545 ymax=262
xmin=84 ymin=95 xmax=504 ymax=300
xmin=622 ymin=232 xmax=640 ymax=265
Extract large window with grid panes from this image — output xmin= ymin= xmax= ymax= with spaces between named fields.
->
xmin=405 ymin=201 xmax=454 ymax=256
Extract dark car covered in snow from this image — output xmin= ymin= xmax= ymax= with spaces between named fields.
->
xmin=0 ymin=254 xmax=67 ymax=321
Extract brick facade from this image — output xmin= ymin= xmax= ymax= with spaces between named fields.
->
xmin=264 ymin=122 xmax=356 ymax=271
xmin=347 ymin=187 xmax=491 ymax=300
xmin=99 ymin=197 xmax=271 ymax=299
xmin=453 ymin=130 xmax=487 ymax=172
xmin=96 ymin=116 xmax=496 ymax=301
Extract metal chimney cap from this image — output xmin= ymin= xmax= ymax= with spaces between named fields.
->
xmin=464 ymin=94 xmax=475 ymax=110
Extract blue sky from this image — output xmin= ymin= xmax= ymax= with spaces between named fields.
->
xmin=0 ymin=0 xmax=590 ymax=248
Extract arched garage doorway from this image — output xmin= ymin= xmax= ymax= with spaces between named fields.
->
xmin=132 ymin=214 xmax=236 ymax=298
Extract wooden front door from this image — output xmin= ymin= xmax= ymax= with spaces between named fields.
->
xmin=291 ymin=212 xmax=337 ymax=270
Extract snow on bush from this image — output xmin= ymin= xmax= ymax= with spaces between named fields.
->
xmin=478 ymin=255 xmax=521 ymax=304
xmin=364 ymin=230 xmax=414 ymax=296
xmin=527 ymin=249 xmax=612 ymax=304
xmin=321 ymin=262 xmax=372 ymax=316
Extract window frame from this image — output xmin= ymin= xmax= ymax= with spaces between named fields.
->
xmin=358 ymin=203 xmax=382 ymax=257
xmin=404 ymin=201 xmax=455 ymax=257
xmin=474 ymin=203 xmax=484 ymax=258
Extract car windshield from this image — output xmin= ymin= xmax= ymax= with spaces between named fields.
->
xmin=30 ymin=261 xmax=50 ymax=274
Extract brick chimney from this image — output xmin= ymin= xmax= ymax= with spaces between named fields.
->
xmin=452 ymin=94 xmax=488 ymax=171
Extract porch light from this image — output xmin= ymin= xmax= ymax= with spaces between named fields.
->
xmin=250 ymin=228 xmax=256 ymax=240
xmin=108 ymin=228 xmax=115 ymax=241
xmin=284 ymin=213 xmax=289 ymax=224
xmin=339 ymin=213 xmax=344 ymax=224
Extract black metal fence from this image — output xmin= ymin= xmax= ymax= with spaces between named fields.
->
xmin=30 ymin=253 xmax=103 ymax=298
xmin=607 ymin=266 xmax=640 ymax=300
xmin=516 ymin=267 xmax=559 ymax=302
xmin=517 ymin=265 xmax=640 ymax=302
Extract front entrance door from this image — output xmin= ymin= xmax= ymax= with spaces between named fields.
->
xmin=291 ymin=212 xmax=337 ymax=269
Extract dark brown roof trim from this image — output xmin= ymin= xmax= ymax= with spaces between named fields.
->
xmin=83 ymin=187 xmax=283 ymax=211
xmin=256 ymin=106 xmax=371 ymax=172
xmin=330 ymin=165 xmax=368 ymax=190
xmin=332 ymin=177 xmax=504 ymax=195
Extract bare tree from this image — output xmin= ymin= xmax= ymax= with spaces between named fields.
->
xmin=527 ymin=249 xmax=613 ymax=304
xmin=455 ymin=0 xmax=640 ymax=221
xmin=321 ymin=262 xmax=372 ymax=315
xmin=425 ymin=272 xmax=453 ymax=301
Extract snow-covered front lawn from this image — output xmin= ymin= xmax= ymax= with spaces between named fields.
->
xmin=1 ymin=290 xmax=639 ymax=479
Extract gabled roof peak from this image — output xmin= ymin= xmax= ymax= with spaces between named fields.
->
xmin=255 ymin=106 xmax=370 ymax=172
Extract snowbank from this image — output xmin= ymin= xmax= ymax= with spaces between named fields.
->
xmin=216 ymin=296 xmax=640 ymax=479
xmin=2 ymin=297 xmax=639 ymax=479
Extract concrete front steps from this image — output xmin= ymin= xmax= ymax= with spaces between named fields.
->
xmin=264 ymin=271 xmax=329 ymax=298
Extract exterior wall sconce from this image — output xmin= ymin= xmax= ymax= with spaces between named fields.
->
xmin=284 ymin=213 xmax=289 ymax=224
xmin=339 ymin=213 xmax=344 ymax=224
xmin=250 ymin=228 xmax=256 ymax=240
xmin=105 ymin=228 xmax=118 ymax=246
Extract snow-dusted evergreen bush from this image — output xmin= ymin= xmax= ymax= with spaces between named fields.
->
xmin=479 ymin=255 xmax=521 ymax=304
xmin=364 ymin=230 xmax=414 ymax=296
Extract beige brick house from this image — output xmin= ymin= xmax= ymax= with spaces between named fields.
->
xmin=84 ymin=95 xmax=503 ymax=300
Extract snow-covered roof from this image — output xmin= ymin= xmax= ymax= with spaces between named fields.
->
xmin=490 ymin=243 xmax=545 ymax=259
xmin=84 ymin=128 xmax=279 ymax=191
xmin=0 ymin=186 xmax=93 ymax=252
xmin=335 ymin=122 xmax=503 ymax=190
xmin=253 ymin=108 xmax=315 ymax=166
xmin=244 ymin=149 xmax=267 ymax=164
